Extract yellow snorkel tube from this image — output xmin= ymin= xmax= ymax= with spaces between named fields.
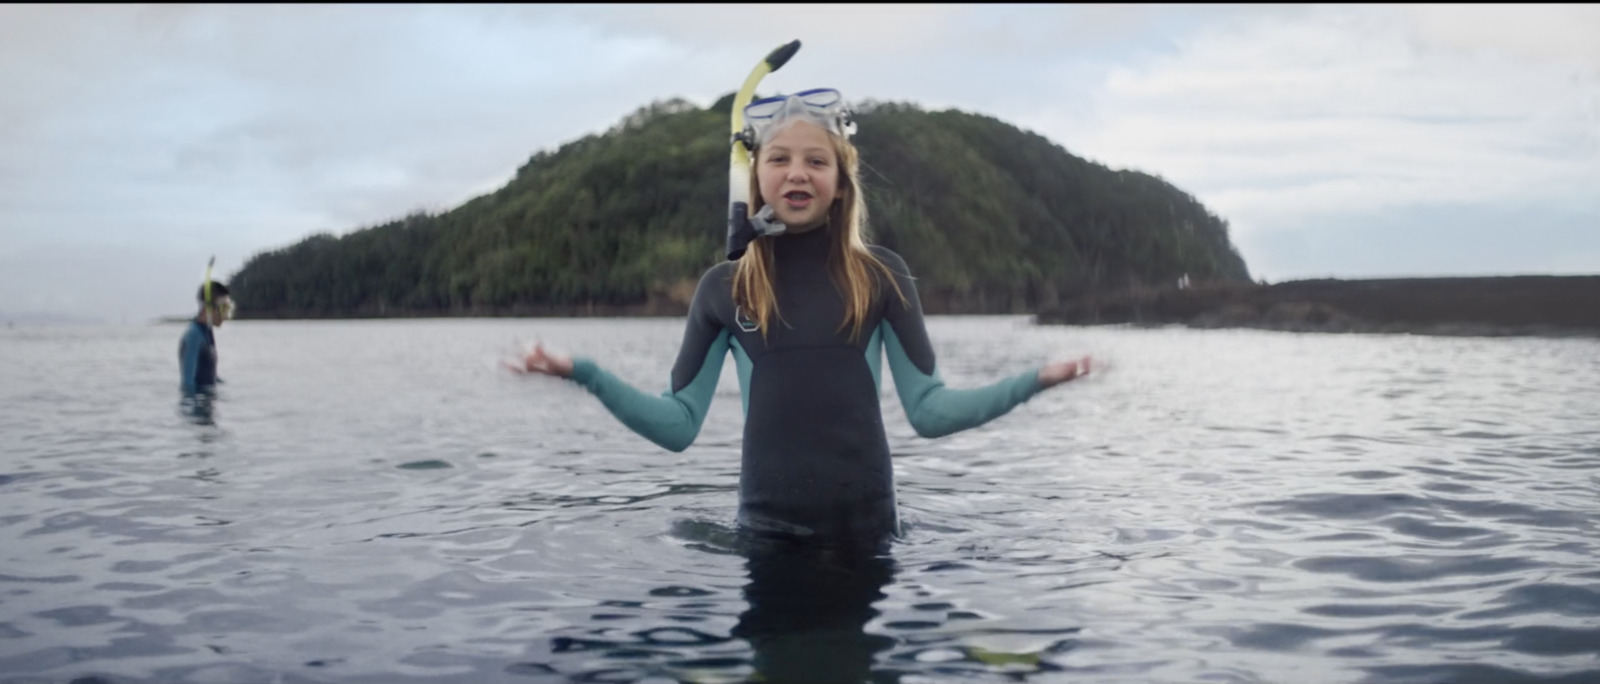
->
xmin=727 ymin=39 xmax=801 ymax=261
xmin=204 ymin=256 xmax=215 ymax=308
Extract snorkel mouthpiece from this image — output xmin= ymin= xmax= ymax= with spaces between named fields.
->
xmin=727 ymin=40 xmax=802 ymax=261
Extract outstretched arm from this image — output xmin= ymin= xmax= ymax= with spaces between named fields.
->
xmin=565 ymin=330 xmax=728 ymax=453
xmin=513 ymin=269 xmax=731 ymax=453
xmin=874 ymin=248 xmax=1087 ymax=439
xmin=881 ymin=323 xmax=1040 ymax=439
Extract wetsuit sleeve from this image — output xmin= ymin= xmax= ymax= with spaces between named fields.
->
xmin=874 ymin=248 xmax=1042 ymax=439
xmin=179 ymin=325 xmax=202 ymax=394
xmin=567 ymin=267 xmax=730 ymax=452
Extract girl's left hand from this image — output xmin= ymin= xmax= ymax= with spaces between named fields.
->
xmin=1039 ymin=355 xmax=1092 ymax=389
xmin=505 ymin=342 xmax=574 ymax=378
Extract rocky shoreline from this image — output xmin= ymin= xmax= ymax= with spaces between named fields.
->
xmin=1034 ymin=276 xmax=1600 ymax=338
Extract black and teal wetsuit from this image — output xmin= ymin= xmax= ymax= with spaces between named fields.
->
xmin=569 ymin=226 xmax=1042 ymax=542
xmin=179 ymin=319 xmax=218 ymax=395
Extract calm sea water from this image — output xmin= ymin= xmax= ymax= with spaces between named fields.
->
xmin=1 ymin=317 xmax=1597 ymax=684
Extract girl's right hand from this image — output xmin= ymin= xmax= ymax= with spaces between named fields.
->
xmin=1038 ymin=355 xmax=1092 ymax=389
xmin=506 ymin=342 xmax=574 ymax=378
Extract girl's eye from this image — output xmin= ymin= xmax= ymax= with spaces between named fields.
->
xmin=767 ymin=155 xmax=787 ymax=164
xmin=810 ymin=158 xmax=828 ymax=166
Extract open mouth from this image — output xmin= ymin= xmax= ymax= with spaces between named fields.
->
xmin=783 ymin=191 xmax=813 ymax=207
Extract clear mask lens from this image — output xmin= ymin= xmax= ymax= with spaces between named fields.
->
xmin=744 ymin=88 xmax=842 ymax=120
xmin=742 ymin=88 xmax=854 ymax=144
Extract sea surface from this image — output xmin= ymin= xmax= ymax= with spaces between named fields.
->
xmin=1 ymin=317 xmax=1597 ymax=684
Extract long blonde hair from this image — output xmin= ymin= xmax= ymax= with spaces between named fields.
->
xmin=731 ymin=122 xmax=907 ymax=342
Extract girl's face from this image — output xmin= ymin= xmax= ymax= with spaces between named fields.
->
xmin=756 ymin=120 xmax=839 ymax=233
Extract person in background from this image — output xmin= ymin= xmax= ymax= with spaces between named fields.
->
xmin=180 ymin=281 xmax=233 ymax=395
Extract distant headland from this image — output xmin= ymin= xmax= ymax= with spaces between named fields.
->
xmin=1035 ymin=275 xmax=1600 ymax=338
xmin=228 ymin=97 xmax=1251 ymax=320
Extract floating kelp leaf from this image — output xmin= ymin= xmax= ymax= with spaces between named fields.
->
xmin=968 ymin=646 xmax=1041 ymax=666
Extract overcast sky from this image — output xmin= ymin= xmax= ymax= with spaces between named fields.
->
xmin=2 ymin=4 xmax=1596 ymax=322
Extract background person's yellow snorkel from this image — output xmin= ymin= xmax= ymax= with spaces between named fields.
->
xmin=203 ymin=256 xmax=215 ymax=310
xmin=726 ymin=39 xmax=801 ymax=261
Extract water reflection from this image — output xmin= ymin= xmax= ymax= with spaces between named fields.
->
xmin=733 ymin=534 xmax=898 ymax=684
xmin=178 ymin=392 xmax=216 ymax=426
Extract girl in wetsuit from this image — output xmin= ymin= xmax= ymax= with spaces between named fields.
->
xmin=513 ymin=89 xmax=1091 ymax=545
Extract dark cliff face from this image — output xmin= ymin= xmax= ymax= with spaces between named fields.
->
xmin=1036 ymin=276 xmax=1600 ymax=337
xmin=231 ymin=98 xmax=1251 ymax=320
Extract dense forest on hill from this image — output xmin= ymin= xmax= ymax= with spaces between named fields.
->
xmin=231 ymin=95 xmax=1250 ymax=318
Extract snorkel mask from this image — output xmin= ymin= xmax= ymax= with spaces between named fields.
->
xmin=739 ymin=88 xmax=857 ymax=149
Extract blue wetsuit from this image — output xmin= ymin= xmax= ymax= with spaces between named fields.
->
xmin=569 ymin=227 xmax=1042 ymax=541
xmin=179 ymin=320 xmax=219 ymax=394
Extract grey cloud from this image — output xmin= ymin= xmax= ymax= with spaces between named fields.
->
xmin=1404 ymin=5 xmax=1600 ymax=70
xmin=1053 ymin=4 xmax=1599 ymax=278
